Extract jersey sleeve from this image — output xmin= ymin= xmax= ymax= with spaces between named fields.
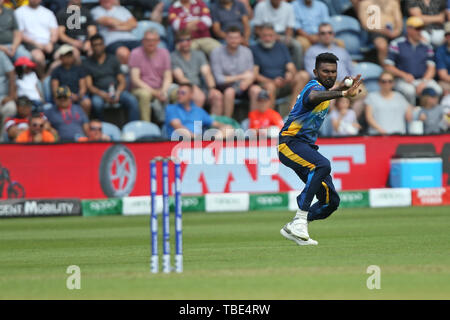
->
xmin=302 ymin=83 xmax=326 ymax=109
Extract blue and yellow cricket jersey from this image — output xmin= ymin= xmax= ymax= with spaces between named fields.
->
xmin=279 ymin=79 xmax=330 ymax=145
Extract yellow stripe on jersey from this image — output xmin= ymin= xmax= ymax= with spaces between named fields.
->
xmin=281 ymin=120 xmax=302 ymax=137
xmin=321 ymin=182 xmax=330 ymax=204
xmin=312 ymin=100 xmax=330 ymax=114
xmin=278 ymin=143 xmax=316 ymax=170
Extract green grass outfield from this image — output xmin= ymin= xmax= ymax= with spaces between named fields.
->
xmin=0 ymin=207 xmax=449 ymax=299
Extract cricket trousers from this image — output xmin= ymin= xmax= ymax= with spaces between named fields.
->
xmin=278 ymin=136 xmax=340 ymax=222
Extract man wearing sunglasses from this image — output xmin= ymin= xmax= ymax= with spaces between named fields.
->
xmin=77 ymin=119 xmax=111 ymax=142
xmin=15 ymin=112 xmax=55 ymax=143
xmin=385 ymin=16 xmax=443 ymax=104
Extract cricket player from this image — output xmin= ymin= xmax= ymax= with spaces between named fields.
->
xmin=278 ymin=52 xmax=363 ymax=245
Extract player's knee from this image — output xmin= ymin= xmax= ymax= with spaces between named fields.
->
xmin=317 ymin=159 xmax=331 ymax=176
xmin=329 ymin=193 xmax=340 ymax=211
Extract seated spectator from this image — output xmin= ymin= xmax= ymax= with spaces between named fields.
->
xmin=357 ymin=0 xmax=404 ymax=65
xmin=407 ymin=0 xmax=446 ymax=47
xmin=435 ymin=22 xmax=450 ymax=95
xmin=330 ymin=97 xmax=361 ymax=136
xmin=84 ymin=34 xmax=140 ymax=122
xmin=51 ymin=45 xmax=91 ymax=116
xmin=14 ymin=0 xmax=59 ymax=78
xmin=0 ymin=51 xmax=16 ymax=130
xmin=165 ymin=82 xmax=232 ymax=139
xmin=251 ymin=23 xmax=307 ymax=111
xmin=210 ymin=0 xmax=251 ymax=46
xmin=3 ymin=95 xmax=31 ymax=141
xmin=56 ymin=0 xmax=97 ymax=60
xmin=91 ymin=0 xmax=140 ymax=67
xmin=252 ymin=0 xmax=304 ymax=71
xmin=14 ymin=56 xmax=43 ymax=111
xmin=168 ymin=0 xmax=221 ymax=56
xmin=129 ymin=29 xmax=177 ymax=124
xmin=44 ymin=86 xmax=88 ymax=141
xmin=292 ymin=0 xmax=330 ymax=52
xmin=365 ymin=72 xmax=414 ymax=135
xmin=248 ymin=89 xmax=284 ymax=137
xmin=16 ymin=112 xmax=55 ymax=143
xmin=210 ymin=26 xmax=261 ymax=118
xmin=304 ymin=23 xmax=354 ymax=82
xmin=77 ymin=119 xmax=111 ymax=142
xmin=0 ymin=0 xmax=31 ymax=61
xmin=418 ymin=87 xmax=448 ymax=133
xmin=171 ymin=30 xmax=224 ymax=115
xmin=385 ymin=16 xmax=443 ymax=105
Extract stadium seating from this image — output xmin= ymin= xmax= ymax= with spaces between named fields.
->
xmin=353 ymin=62 xmax=383 ymax=92
xmin=329 ymin=15 xmax=364 ymax=60
xmin=122 ymin=120 xmax=162 ymax=141
xmin=101 ymin=122 xmax=122 ymax=141
xmin=240 ymin=118 xmax=249 ymax=131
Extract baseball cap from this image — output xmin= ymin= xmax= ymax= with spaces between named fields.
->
xmin=14 ymin=56 xmax=37 ymax=68
xmin=55 ymin=86 xmax=72 ymax=99
xmin=257 ymin=90 xmax=270 ymax=100
xmin=406 ymin=16 xmax=424 ymax=28
xmin=56 ymin=44 xmax=74 ymax=57
xmin=422 ymin=88 xmax=438 ymax=97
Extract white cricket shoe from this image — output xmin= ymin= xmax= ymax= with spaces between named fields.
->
xmin=280 ymin=225 xmax=318 ymax=246
xmin=288 ymin=211 xmax=310 ymax=240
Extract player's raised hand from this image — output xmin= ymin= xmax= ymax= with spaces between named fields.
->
xmin=346 ymin=74 xmax=363 ymax=97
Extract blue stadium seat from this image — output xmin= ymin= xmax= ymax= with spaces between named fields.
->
xmin=240 ymin=118 xmax=249 ymax=131
xmin=102 ymin=122 xmax=122 ymax=141
xmin=353 ymin=62 xmax=383 ymax=92
xmin=329 ymin=15 xmax=364 ymax=60
xmin=41 ymin=76 xmax=52 ymax=103
xmin=122 ymin=121 xmax=162 ymax=141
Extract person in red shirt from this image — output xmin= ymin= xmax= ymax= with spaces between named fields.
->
xmin=3 ymin=96 xmax=32 ymax=141
xmin=168 ymin=0 xmax=220 ymax=56
xmin=15 ymin=112 xmax=56 ymax=143
xmin=248 ymin=90 xmax=284 ymax=137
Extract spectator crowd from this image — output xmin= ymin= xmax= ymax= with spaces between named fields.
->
xmin=0 ymin=0 xmax=449 ymax=143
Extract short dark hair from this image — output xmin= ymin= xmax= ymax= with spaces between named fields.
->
xmin=178 ymin=82 xmax=193 ymax=90
xmin=315 ymin=52 xmax=339 ymax=70
xmin=89 ymin=34 xmax=104 ymax=43
xmin=226 ymin=25 xmax=242 ymax=35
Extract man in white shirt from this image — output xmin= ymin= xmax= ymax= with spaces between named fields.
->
xmin=14 ymin=0 xmax=58 ymax=78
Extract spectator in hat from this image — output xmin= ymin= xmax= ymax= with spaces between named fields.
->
xmin=3 ymin=95 xmax=31 ymax=141
xmin=16 ymin=111 xmax=56 ymax=143
xmin=14 ymin=56 xmax=43 ymax=112
xmin=165 ymin=82 xmax=232 ymax=139
xmin=385 ymin=16 xmax=443 ymax=105
xmin=365 ymin=71 xmax=414 ymax=135
xmin=0 ymin=50 xmax=17 ymax=130
xmin=418 ymin=87 xmax=448 ymax=134
xmin=84 ymin=34 xmax=140 ymax=122
xmin=44 ymin=85 xmax=89 ymax=141
xmin=406 ymin=0 xmax=446 ymax=47
xmin=91 ymin=0 xmax=141 ymax=67
xmin=14 ymin=0 xmax=59 ymax=78
xmin=51 ymin=45 xmax=92 ymax=116
xmin=56 ymin=0 xmax=97 ymax=59
xmin=0 ymin=0 xmax=31 ymax=61
xmin=435 ymin=21 xmax=450 ymax=95
xmin=77 ymin=119 xmax=111 ymax=142
xmin=248 ymin=89 xmax=284 ymax=137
